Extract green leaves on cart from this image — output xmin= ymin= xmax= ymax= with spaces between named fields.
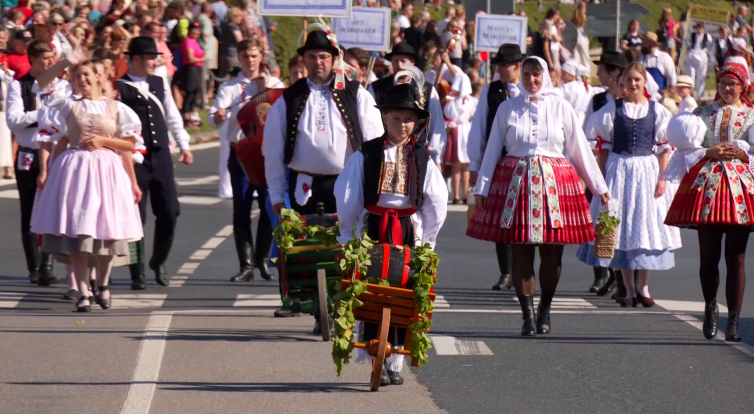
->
xmin=273 ymin=208 xmax=340 ymax=253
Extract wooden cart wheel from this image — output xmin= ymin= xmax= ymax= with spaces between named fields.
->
xmin=317 ymin=269 xmax=331 ymax=342
xmin=370 ymin=307 xmax=391 ymax=392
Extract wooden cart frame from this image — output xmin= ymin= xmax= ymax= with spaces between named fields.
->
xmin=340 ymin=279 xmax=436 ymax=391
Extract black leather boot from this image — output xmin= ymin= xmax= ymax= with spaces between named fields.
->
xmin=596 ymin=268 xmax=616 ymax=296
xmin=387 ymin=369 xmax=404 ymax=385
xmin=589 ymin=267 xmax=607 ymax=293
xmin=37 ymin=253 xmax=60 ymax=286
xmin=21 ymin=232 xmax=40 ymax=284
xmin=254 ymin=221 xmax=274 ymax=281
xmin=614 ymin=270 xmax=627 ymax=302
xmin=518 ymin=295 xmax=536 ymax=336
xmin=149 ymin=236 xmax=173 ymax=286
xmin=536 ymin=301 xmax=552 ymax=335
xmin=230 ymin=232 xmax=254 ymax=282
xmin=380 ymin=365 xmax=390 ymax=386
xmin=493 ymin=243 xmax=512 ymax=290
xmin=725 ymin=312 xmax=741 ymax=342
xmin=129 ymin=240 xmax=146 ymax=290
xmin=703 ymin=299 xmax=719 ymax=339
xmin=492 ymin=274 xmax=512 ymax=291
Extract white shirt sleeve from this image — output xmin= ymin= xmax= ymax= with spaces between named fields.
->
xmin=6 ymin=80 xmax=38 ymax=133
xmin=35 ymin=105 xmax=70 ymax=143
xmin=117 ymin=101 xmax=144 ymax=147
xmin=664 ymin=53 xmax=677 ymax=87
xmin=334 ymin=150 xmax=365 ymax=245
xmin=468 ymin=84 xmax=489 ymax=172
xmin=476 ymin=103 xmax=508 ymax=197
xmin=208 ymin=81 xmax=233 ymax=128
xmin=419 ymin=161 xmax=448 ymax=248
xmin=561 ymin=101 xmax=608 ymax=195
xmin=427 ymin=87 xmax=446 ymax=164
xmin=654 ymin=104 xmax=672 ymax=154
xmin=356 ymin=85 xmax=384 ymax=141
xmin=591 ymin=100 xmax=617 ymax=150
xmin=262 ymin=97 xmax=288 ymax=205
xmin=161 ymin=76 xmax=191 ymax=150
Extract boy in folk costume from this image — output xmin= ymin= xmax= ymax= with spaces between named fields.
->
xmin=335 ymin=83 xmax=448 ymax=386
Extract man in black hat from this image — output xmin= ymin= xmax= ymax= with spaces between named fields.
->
xmin=368 ymin=42 xmax=446 ymax=166
xmin=334 ymin=82 xmax=448 ymax=387
xmin=467 ymin=43 xmax=524 ymax=291
xmin=116 ymin=36 xmax=194 ymax=290
xmin=262 ymin=29 xmax=384 ymax=328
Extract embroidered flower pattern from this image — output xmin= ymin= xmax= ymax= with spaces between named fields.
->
xmin=529 ymin=157 xmax=544 ymax=243
xmin=501 ymin=158 xmax=527 ymax=229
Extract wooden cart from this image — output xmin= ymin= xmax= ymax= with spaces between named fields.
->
xmin=340 ymin=279 xmax=436 ymax=391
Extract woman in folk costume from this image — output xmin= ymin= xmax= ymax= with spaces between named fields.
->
xmin=664 ymin=58 xmax=754 ymax=342
xmin=577 ymin=63 xmax=680 ymax=308
xmin=467 ymin=57 xmax=609 ymax=336
xmin=335 ymin=83 xmax=448 ymax=386
xmin=559 ymin=60 xmax=594 ymax=127
xmin=441 ymin=60 xmax=474 ymax=204
xmin=30 ymin=60 xmax=143 ymax=312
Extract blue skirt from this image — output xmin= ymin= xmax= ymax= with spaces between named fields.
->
xmin=576 ymin=244 xmax=675 ymax=270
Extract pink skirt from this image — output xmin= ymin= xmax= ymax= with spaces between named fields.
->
xmin=31 ymin=148 xmax=143 ymax=241
xmin=466 ymin=156 xmax=595 ymax=244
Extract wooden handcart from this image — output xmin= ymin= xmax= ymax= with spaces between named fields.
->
xmin=277 ymin=205 xmax=341 ymax=341
xmin=340 ymin=279 xmax=436 ymax=391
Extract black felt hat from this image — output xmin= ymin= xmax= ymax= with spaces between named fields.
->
xmin=384 ymin=42 xmax=417 ymax=61
xmin=124 ymin=36 xmax=161 ymax=56
xmin=490 ymin=43 xmax=525 ymax=65
xmin=374 ymin=83 xmax=429 ymax=119
xmin=297 ymin=30 xmax=340 ymax=57
xmin=593 ymin=50 xmax=626 ymax=68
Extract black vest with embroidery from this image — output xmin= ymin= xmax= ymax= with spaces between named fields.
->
xmin=592 ymin=91 xmax=609 ymax=113
xmin=116 ymin=75 xmax=169 ymax=151
xmin=18 ymin=72 xmax=37 ymax=128
xmin=361 ymin=134 xmax=429 ymax=209
xmin=485 ymin=80 xmax=508 ymax=142
xmin=282 ymin=78 xmax=364 ymax=165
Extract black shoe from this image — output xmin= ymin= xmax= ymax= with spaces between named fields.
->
xmin=256 ymin=260 xmax=273 ymax=281
xmin=76 ymin=296 xmax=91 ymax=312
xmin=130 ymin=274 xmax=146 ymax=290
xmin=492 ymin=274 xmax=512 ymax=291
xmin=149 ymin=237 xmax=173 ymax=286
xmin=37 ymin=270 xmax=60 ymax=286
xmin=596 ymin=269 xmax=617 ymax=296
xmin=536 ymin=303 xmax=551 ymax=334
xmin=620 ymin=296 xmax=638 ymax=308
xmin=725 ymin=312 xmax=741 ymax=342
xmin=28 ymin=270 xmax=40 ymax=285
xmin=637 ymin=292 xmax=655 ymax=308
xmin=230 ymin=267 xmax=254 ymax=282
xmin=312 ymin=318 xmax=322 ymax=335
xmin=21 ymin=232 xmax=40 ymax=283
xmin=519 ymin=295 xmax=536 ymax=336
xmin=274 ymin=308 xmax=300 ymax=317
xmin=380 ymin=365 xmax=390 ymax=386
xmin=94 ymin=286 xmax=111 ymax=310
xmin=150 ymin=262 xmax=169 ymax=286
xmin=452 ymin=199 xmax=460 ymax=205
xmin=703 ymin=299 xmax=718 ymax=339
xmin=589 ymin=267 xmax=607 ymax=293
xmin=388 ymin=369 xmax=404 ymax=385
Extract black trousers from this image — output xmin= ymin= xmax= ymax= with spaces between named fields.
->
xmin=288 ymin=169 xmax=338 ymax=215
xmin=181 ymin=65 xmax=202 ymax=116
xmin=14 ymin=147 xmax=39 ymax=235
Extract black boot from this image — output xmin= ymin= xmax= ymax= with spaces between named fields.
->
xmin=589 ymin=267 xmax=607 ymax=293
xmin=596 ymin=268 xmax=616 ymax=297
xmin=380 ymin=365 xmax=390 ymax=386
xmin=518 ymin=295 xmax=536 ymax=336
xmin=149 ymin=236 xmax=173 ymax=286
xmin=21 ymin=232 xmax=40 ymax=284
xmin=37 ymin=253 xmax=60 ymax=286
xmin=493 ymin=243 xmax=512 ymax=290
xmin=492 ymin=274 xmax=512 ymax=291
xmin=254 ymin=212 xmax=274 ymax=281
xmin=614 ymin=270 xmax=626 ymax=303
xmin=387 ymin=369 xmax=404 ymax=385
xmin=536 ymin=303 xmax=552 ymax=335
xmin=312 ymin=316 xmax=322 ymax=335
xmin=129 ymin=240 xmax=146 ymax=290
xmin=703 ymin=299 xmax=719 ymax=339
xmin=230 ymin=232 xmax=254 ymax=282
xmin=725 ymin=312 xmax=741 ymax=342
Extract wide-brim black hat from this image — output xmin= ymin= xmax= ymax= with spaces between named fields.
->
xmin=490 ymin=43 xmax=525 ymax=65
xmin=297 ymin=30 xmax=340 ymax=57
xmin=385 ymin=42 xmax=417 ymax=61
xmin=593 ymin=50 xmax=626 ymax=68
xmin=124 ymin=36 xmax=162 ymax=56
xmin=374 ymin=83 xmax=429 ymax=119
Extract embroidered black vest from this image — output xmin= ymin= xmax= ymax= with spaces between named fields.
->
xmin=116 ymin=75 xmax=169 ymax=151
xmin=485 ymin=80 xmax=508 ymax=142
xmin=282 ymin=78 xmax=364 ymax=165
xmin=361 ymin=134 xmax=429 ymax=209
xmin=592 ymin=91 xmax=609 ymax=113
xmin=691 ymin=32 xmax=709 ymax=50
xmin=612 ymin=99 xmax=656 ymax=156
xmin=18 ymin=72 xmax=37 ymax=128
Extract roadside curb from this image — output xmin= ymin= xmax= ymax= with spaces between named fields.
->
xmin=189 ymin=130 xmax=220 ymax=144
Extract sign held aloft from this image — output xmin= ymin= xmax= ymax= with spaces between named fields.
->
xmin=258 ymin=0 xmax=352 ymax=18
xmin=333 ymin=8 xmax=392 ymax=52
xmin=474 ymin=14 xmax=528 ymax=54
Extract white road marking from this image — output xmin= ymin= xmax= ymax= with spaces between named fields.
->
xmin=434 ymin=295 xmax=450 ymax=308
xmin=216 ymin=225 xmax=234 ymax=237
xmin=201 ymin=237 xmax=226 ymax=249
xmin=434 ymin=309 xmax=672 ymax=315
xmin=429 ymin=335 xmax=494 ymax=356
xmin=111 ymin=294 xmax=168 ymax=309
xmin=0 ymin=189 xmax=19 ymax=199
xmin=672 ymin=313 xmax=754 ymax=359
xmin=189 ymin=250 xmax=212 ymax=260
xmin=0 ymin=178 xmax=15 ymax=188
xmin=446 ymin=204 xmax=468 ymax=212
xmin=169 ymin=276 xmax=189 ymax=287
xmin=437 ymin=296 xmax=596 ymax=309
xmin=233 ymin=294 xmax=283 ymax=308
xmin=177 ymin=196 xmax=224 ymax=205
xmin=656 ymin=299 xmax=729 ymax=314
xmin=119 ymin=311 xmax=173 ymax=414
xmin=0 ymin=292 xmax=25 ymax=308
xmin=175 ymin=175 xmax=220 ymax=186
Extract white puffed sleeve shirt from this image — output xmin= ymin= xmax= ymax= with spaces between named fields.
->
xmin=590 ymin=99 xmax=673 ymax=154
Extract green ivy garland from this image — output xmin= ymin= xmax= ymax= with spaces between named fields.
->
xmin=272 ymin=209 xmax=339 ymax=256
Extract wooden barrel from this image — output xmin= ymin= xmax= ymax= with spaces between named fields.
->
xmin=357 ymin=244 xmax=416 ymax=289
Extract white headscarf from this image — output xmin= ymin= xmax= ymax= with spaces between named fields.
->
xmin=517 ymin=56 xmax=557 ymax=101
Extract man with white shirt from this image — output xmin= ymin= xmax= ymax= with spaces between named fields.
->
xmin=685 ymin=22 xmax=714 ymax=99
xmin=369 ymin=42 xmax=446 ymax=165
xmin=396 ymin=2 xmax=412 ymax=30
xmin=467 ymin=44 xmax=523 ymax=291
xmin=210 ymin=39 xmax=281 ymax=283
xmin=640 ymin=31 xmax=677 ymax=92
xmin=6 ymin=40 xmax=60 ymax=286
xmin=116 ymin=37 xmax=194 ymax=290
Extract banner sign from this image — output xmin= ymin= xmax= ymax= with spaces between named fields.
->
xmin=474 ymin=14 xmax=528 ymax=53
xmin=258 ymin=0 xmax=352 ymax=18
xmin=333 ymin=8 xmax=392 ymax=52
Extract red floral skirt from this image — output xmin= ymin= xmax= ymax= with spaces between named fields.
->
xmin=442 ymin=126 xmax=460 ymax=165
xmin=466 ymin=156 xmax=595 ymax=244
xmin=665 ymin=158 xmax=754 ymax=227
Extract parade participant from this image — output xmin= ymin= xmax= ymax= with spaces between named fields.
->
xmin=685 ymin=22 xmax=713 ymax=100
xmin=578 ymin=63 xmax=679 ymax=308
xmin=468 ymin=43 xmax=524 ymax=291
xmin=344 ymin=47 xmax=372 ymax=84
xmin=287 ymin=55 xmax=306 ymax=84
xmin=676 ymin=75 xmax=698 ymax=113
xmin=116 ymin=36 xmax=194 ymax=290
xmin=262 ymin=29 xmax=384 ymax=328
xmin=368 ymin=42 xmax=446 ymax=166
xmin=640 ymin=31 xmax=677 ymax=92
xmin=6 ymin=39 xmax=59 ymax=285
xmin=714 ymin=27 xmax=731 ymax=71
xmin=559 ymin=59 xmax=593 ymax=126
xmin=664 ymin=59 xmax=754 ymax=342
xmin=335 ymin=82 xmax=448 ymax=386
xmin=209 ymin=38 xmax=281 ymax=283
xmin=31 ymin=60 xmax=143 ymax=312
xmin=441 ymin=53 xmax=473 ymax=204
xmin=468 ymin=56 xmax=609 ymax=336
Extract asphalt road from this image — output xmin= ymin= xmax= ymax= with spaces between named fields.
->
xmin=1 ymin=145 xmax=753 ymax=414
